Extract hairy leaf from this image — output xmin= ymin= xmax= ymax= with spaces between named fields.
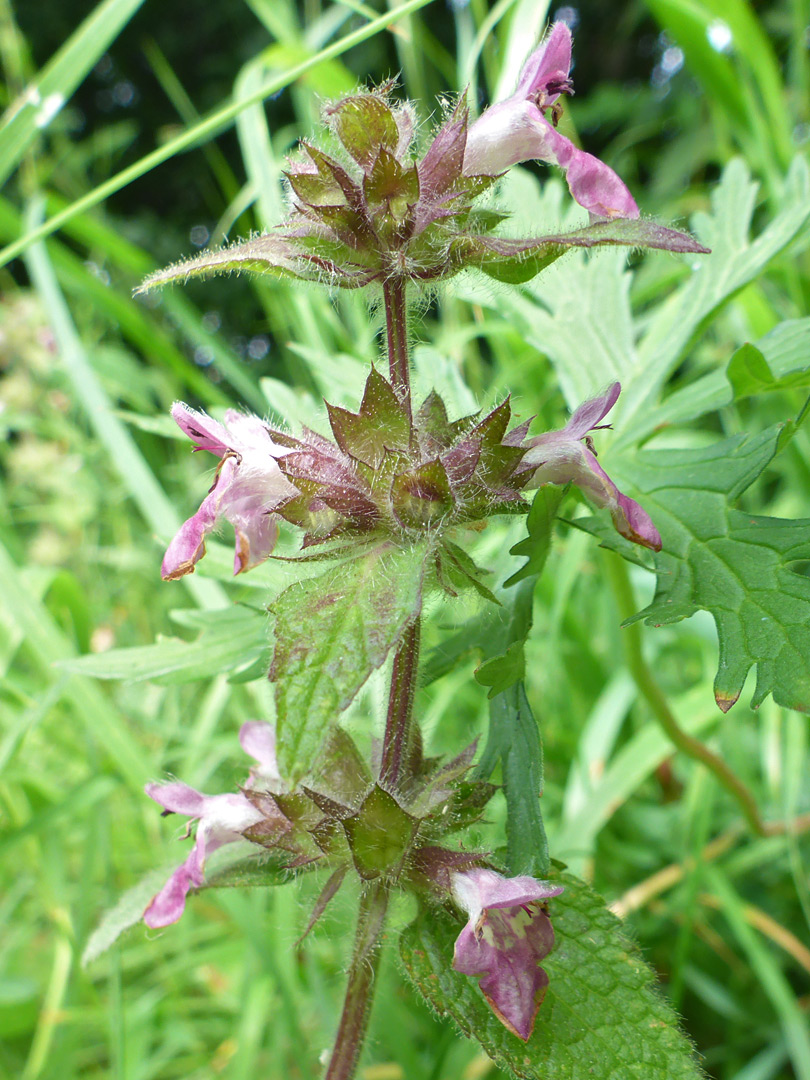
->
xmin=82 ymin=846 xmax=295 ymax=966
xmin=270 ymin=540 xmax=429 ymax=781
xmin=595 ymin=427 xmax=810 ymax=712
xmin=400 ymin=873 xmax=703 ymax=1080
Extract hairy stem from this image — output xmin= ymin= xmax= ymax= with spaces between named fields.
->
xmin=382 ymin=275 xmax=411 ymax=415
xmin=603 ymin=551 xmax=768 ymax=837
xmin=380 ymin=617 xmax=421 ymax=790
xmin=324 ymin=880 xmax=389 ymax=1080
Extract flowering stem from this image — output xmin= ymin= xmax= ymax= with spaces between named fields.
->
xmin=382 ymin=275 xmax=411 ymax=416
xmin=324 ymin=880 xmax=389 ymax=1080
xmin=603 ymin=551 xmax=768 ymax=837
xmin=380 ymin=617 xmax=421 ymax=790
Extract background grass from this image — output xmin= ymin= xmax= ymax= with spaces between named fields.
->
xmin=1 ymin=0 xmax=809 ymax=1077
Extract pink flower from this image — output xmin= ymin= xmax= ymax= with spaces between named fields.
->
xmin=162 ymin=403 xmax=299 ymax=580
xmin=464 ymin=22 xmax=639 ymax=219
xmin=451 ymin=868 xmax=564 ymax=1041
xmin=144 ymin=722 xmax=281 ymax=928
xmin=522 ymin=382 xmax=662 ymax=551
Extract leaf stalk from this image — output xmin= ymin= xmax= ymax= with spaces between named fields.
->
xmin=603 ymin=551 xmax=769 ymax=837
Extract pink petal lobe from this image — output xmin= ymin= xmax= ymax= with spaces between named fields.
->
xmin=564 ymin=382 xmax=621 ymax=438
xmin=451 ymin=869 xmax=563 ymax=1041
xmin=171 ymin=402 xmax=230 ymax=456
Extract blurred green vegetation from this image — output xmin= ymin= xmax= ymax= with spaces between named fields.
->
xmin=1 ymin=1 xmax=809 ymax=1078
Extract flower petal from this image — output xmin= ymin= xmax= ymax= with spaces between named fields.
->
xmin=516 ymin=21 xmax=572 ymax=101
xmin=171 ymin=402 xmax=230 ymax=456
xmin=564 ymin=381 xmax=621 ymax=439
xmin=145 ymin=781 xmax=208 ymax=817
xmin=451 ymin=869 xmax=563 ymax=1041
xmin=143 ymin=792 xmax=265 ymax=927
xmin=239 ymin=721 xmax=282 ymax=788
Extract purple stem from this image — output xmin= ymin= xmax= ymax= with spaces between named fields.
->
xmin=323 ymin=880 xmax=389 ymax=1080
xmin=380 ymin=618 xmax=421 ymax=790
xmin=382 ymin=276 xmax=411 ymax=419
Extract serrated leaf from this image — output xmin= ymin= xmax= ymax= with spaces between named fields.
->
xmin=475 ymin=642 xmax=525 ymax=698
xmin=637 ymin=317 xmax=810 ymax=435
xmin=57 ymin=607 xmax=268 ymax=684
xmin=505 ymin=487 xmax=564 ymax=586
xmin=616 ymin=156 xmax=810 ymax=441
xmin=399 ymin=873 xmax=703 ymax=1080
xmin=270 ymin=540 xmax=429 ymax=782
xmin=463 ymin=159 xmax=810 ymax=432
xmin=603 ymin=427 xmax=810 ymax=712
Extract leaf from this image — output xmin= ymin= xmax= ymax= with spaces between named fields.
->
xmin=136 ymin=233 xmax=316 ymax=291
xmin=459 ymin=159 xmax=810 ymax=432
xmin=616 ymin=157 xmax=810 ymax=442
xmin=399 ymin=873 xmax=703 ymax=1080
xmin=57 ymin=607 xmax=268 ymax=684
xmin=436 ymin=540 xmax=500 ymax=605
xmin=82 ymin=845 xmax=296 ymax=965
xmin=598 ymin=427 xmax=810 ymax=713
xmin=270 ymin=540 xmax=429 ymax=782
xmin=726 ymin=341 xmax=810 ymax=400
xmin=505 ymin=487 xmax=564 ymax=586
xmin=458 ymin=217 xmax=707 ymax=285
xmin=0 ymin=0 xmax=147 ymax=188
xmin=488 ymin=682 xmax=549 ymax=876
xmin=636 ymin=317 xmax=810 ymax=436
xmin=474 ymin=642 xmax=525 ymax=698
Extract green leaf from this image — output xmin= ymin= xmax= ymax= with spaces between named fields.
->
xmin=326 ymin=367 xmax=411 ymax=468
xmin=616 ymin=157 xmax=810 ymax=443
xmin=329 ymin=94 xmax=400 ymax=169
xmin=490 ymin=682 xmax=549 ymax=875
xmin=392 ymin=460 xmax=455 ymax=529
xmin=727 ymin=342 xmax=775 ymax=398
xmin=57 ymin=607 xmax=268 ymax=685
xmin=136 ymin=233 xmax=323 ymax=292
xmin=436 ymin=540 xmax=500 ymax=605
xmin=638 ymin=317 xmax=810 ymax=435
xmin=726 ymin=341 xmax=810 ymax=400
xmin=270 ymin=541 xmax=429 ymax=782
xmin=505 ymin=487 xmax=564 ymax=586
xmin=81 ymin=846 xmax=296 ymax=966
xmin=472 ymin=577 xmax=549 ymax=875
xmin=399 ymin=873 xmax=703 ymax=1080
xmin=460 ymin=217 xmax=706 ymax=285
xmin=601 ymin=427 xmax=810 ymax=713
xmin=475 ymin=642 xmax=525 ymax=698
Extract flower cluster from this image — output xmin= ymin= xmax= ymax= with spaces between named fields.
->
xmin=138 ymin=23 xmax=705 ymax=299
xmin=163 ymin=375 xmax=658 ymax=580
xmin=132 ymin=15 xmax=712 ymax=1068
xmin=145 ymin=721 xmax=562 ymax=1040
